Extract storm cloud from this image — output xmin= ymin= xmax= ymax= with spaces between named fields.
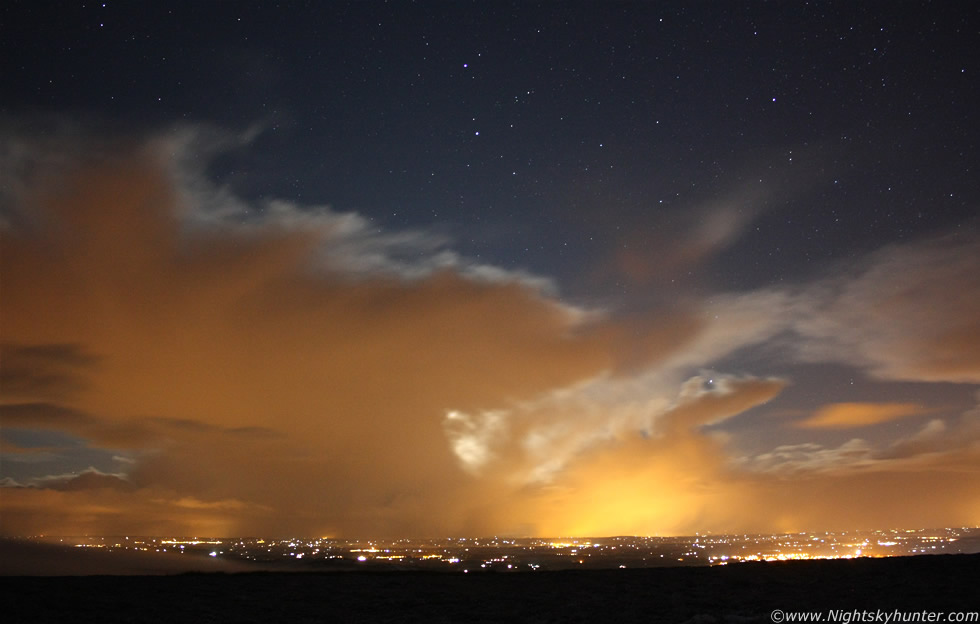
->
xmin=2 ymin=125 xmax=978 ymax=538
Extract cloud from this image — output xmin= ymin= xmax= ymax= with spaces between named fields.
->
xmin=0 ymin=403 xmax=155 ymax=448
xmin=440 ymin=373 xmax=786 ymax=536
xmin=796 ymin=402 xmax=926 ymax=429
xmin=0 ymin=486 xmax=264 ymax=538
xmin=792 ymin=229 xmax=980 ymax=383
xmin=2 ymin=121 xmax=977 ymax=538
xmin=0 ymin=403 xmax=98 ymax=432
xmin=0 ymin=343 xmax=99 ymax=401
xmin=740 ymin=392 xmax=980 ymax=478
xmin=603 ymin=183 xmax=769 ymax=286
xmin=487 ymin=228 xmax=980 ymax=534
xmin=879 ymin=392 xmax=980 ymax=462
xmin=0 ymin=125 xmax=631 ymax=536
xmin=458 ymin=372 xmax=962 ymax=537
xmin=159 ymin=125 xmax=562 ymax=293
xmin=29 ymin=467 xmax=134 ymax=492
xmin=741 ymin=439 xmax=876 ymax=475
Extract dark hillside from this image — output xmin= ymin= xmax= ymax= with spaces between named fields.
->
xmin=4 ymin=554 xmax=978 ymax=623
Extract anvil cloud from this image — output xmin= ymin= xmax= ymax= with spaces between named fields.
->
xmin=1 ymin=126 xmax=978 ymax=537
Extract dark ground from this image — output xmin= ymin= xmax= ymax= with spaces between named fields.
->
xmin=3 ymin=554 xmax=979 ymax=623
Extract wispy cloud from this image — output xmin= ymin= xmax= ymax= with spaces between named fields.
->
xmin=792 ymin=229 xmax=980 ymax=383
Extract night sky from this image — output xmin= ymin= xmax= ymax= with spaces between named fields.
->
xmin=1 ymin=1 xmax=978 ymax=538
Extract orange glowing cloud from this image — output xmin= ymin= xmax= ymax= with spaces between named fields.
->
xmin=796 ymin=402 xmax=926 ymax=429
xmin=3 ymin=125 xmax=979 ymax=539
xmin=4 ymin=129 xmax=712 ymax=537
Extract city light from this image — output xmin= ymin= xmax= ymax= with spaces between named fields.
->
xmin=26 ymin=527 xmax=973 ymax=573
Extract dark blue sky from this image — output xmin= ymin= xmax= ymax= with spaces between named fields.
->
xmin=4 ymin=1 xmax=975 ymax=294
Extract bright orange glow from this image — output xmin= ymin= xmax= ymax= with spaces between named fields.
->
xmin=797 ymin=402 xmax=926 ymax=429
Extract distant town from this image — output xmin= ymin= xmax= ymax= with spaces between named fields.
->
xmin=29 ymin=527 xmax=980 ymax=572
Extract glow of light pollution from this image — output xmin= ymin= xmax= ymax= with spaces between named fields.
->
xmin=1 ymin=2 xmax=978 ymax=539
